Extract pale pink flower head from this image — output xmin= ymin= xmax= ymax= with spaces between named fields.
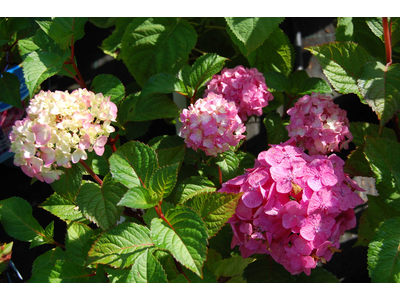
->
xmin=9 ymin=88 xmax=117 ymax=184
xmin=286 ymin=92 xmax=353 ymax=155
xmin=219 ymin=141 xmax=364 ymax=276
xmin=179 ymin=92 xmax=246 ymax=157
xmin=204 ymin=65 xmax=274 ymax=121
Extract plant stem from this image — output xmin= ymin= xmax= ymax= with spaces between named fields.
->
xmin=218 ymin=165 xmax=223 ymax=186
xmin=383 ymin=17 xmax=392 ymax=66
xmin=106 ymin=134 xmax=119 ymax=153
xmin=154 ymin=203 xmax=174 ymax=229
xmin=53 ymin=240 xmax=66 ymax=249
xmin=79 ymin=159 xmax=103 ymax=186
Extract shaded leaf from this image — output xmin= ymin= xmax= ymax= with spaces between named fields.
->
xmin=90 ymin=74 xmax=125 ymax=104
xmin=65 ymin=221 xmax=95 ymax=266
xmin=0 ymin=72 xmax=23 ymax=108
xmin=50 ymin=163 xmax=83 ymax=202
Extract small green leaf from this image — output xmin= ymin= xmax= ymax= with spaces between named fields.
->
xmin=109 ymin=140 xmax=159 ymax=189
xmin=0 ymin=242 xmax=13 ymax=274
xmin=225 ymin=17 xmax=284 ymax=56
xmin=210 ymin=256 xmax=254 ymax=279
xmin=358 ymin=61 xmax=400 ymax=126
xmin=171 ymin=267 xmax=217 ymax=283
xmin=39 ymin=193 xmax=85 ymax=222
xmin=364 ymin=137 xmax=400 ymax=210
xmin=149 ymin=163 xmax=179 ymax=200
xmin=140 ymin=73 xmax=187 ymax=99
xmin=89 ymin=17 xmax=118 ymax=29
xmin=0 ymin=72 xmax=23 ymax=108
xmin=87 ymin=222 xmax=155 ymax=268
xmin=215 ymin=150 xmax=239 ymax=182
xmin=263 ymin=71 xmax=291 ymax=92
xmin=175 ymin=176 xmax=216 ymax=204
xmin=76 ymin=175 xmax=127 ymax=230
xmin=263 ymin=111 xmax=289 ymax=145
xmin=150 ymin=206 xmax=208 ymax=277
xmin=368 ymin=217 xmax=400 ymax=282
xmin=65 ymin=221 xmax=95 ymax=266
xmin=90 ymin=74 xmax=125 ymax=104
xmin=306 ymin=41 xmax=374 ymax=97
xmin=50 ymin=163 xmax=83 ymax=202
xmin=189 ymin=53 xmax=227 ymax=91
xmin=126 ymin=249 xmax=168 ymax=283
xmin=118 ymin=186 xmax=157 ymax=209
xmin=0 ymin=197 xmax=47 ymax=244
xmin=121 ymin=17 xmax=197 ymax=86
xmin=99 ymin=18 xmax=134 ymax=58
xmin=185 ymin=191 xmax=241 ymax=238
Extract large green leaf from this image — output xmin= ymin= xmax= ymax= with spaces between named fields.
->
xmin=126 ymin=249 xmax=168 ymax=283
xmin=225 ymin=17 xmax=284 ymax=56
xmin=50 ymin=163 xmax=83 ymax=202
xmin=65 ymin=221 xmax=95 ymax=266
xmin=356 ymin=195 xmax=400 ymax=247
xmin=87 ymin=222 xmax=155 ymax=268
xmin=109 ymin=140 xmax=159 ymax=189
xmin=189 ymin=53 xmax=227 ymax=92
xmin=121 ymin=17 xmax=197 ymax=86
xmin=118 ymin=92 xmax=180 ymax=125
xmin=150 ymin=206 xmax=208 ymax=277
xmin=0 ymin=72 xmax=23 ymax=108
xmin=31 ymin=246 xmax=65 ymax=275
xmin=358 ymin=61 xmax=400 ymax=126
xmin=157 ymin=144 xmax=186 ymax=168
xmin=0 ymin=197 xmax=52 ymax=246
xmin=39 ymin=193 xmax=85 ymax=222
xmin=185 ymin=191 xmax=241 ymax=238
xmin=23 ymin=49 xmax=70 ymax=97
xmin=90 ymin=74 xmax=125 ymax=104
xmin=368 ymin=217 xmax=400 ymax=282
xmin=306 ymin=42 xmax=375 ymax=97
xmin=36 ymin=17 xmax=88 ymax=49
xmin=76 ymin=175 xmax=127 ymax=230
xmin=350 ymin=122 xmax=397 ymax=147
xmin=364 ymin=137 xmax=400 ymax=210
xmin=175 ymin=176 xmax=216 ymax=204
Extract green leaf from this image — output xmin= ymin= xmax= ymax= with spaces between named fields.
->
xmin=150 ymin=206 xmax=208 ymax=277
xmin=358 ymin=61 xmax=400 ymax=126
xmin=149 ymin=163 xmax=179 ymax=200
xmin=343 ymin=145 xmax=374 ymax=177
xmin=189 ymin=53 xmax=227 ymax=91
xmin=215 ymin=150 xmax=239 ymax=182
xmin=157 ymin=144 xmax=186 ymax=168
xmin=297 ymin=77 xmax=332 ymax=95
xmin=0 ymin=72 xmax=23 ymax=108
xmin=175 ymin=176 xmax=216 ymax=204
xmin=140 ymin=73 xmax=187 ymax=99
xmin=0 ymin=241 xmax=13 ymax=274
xmin=90 ymin=74 xmax=125 ymax=104
xmin=29 ymin=259 xmax=94 ymax=283
xmin=171 ymin=267 xmax=217 ymax=283
xmin=118 ymin=92 xmax=180 ymax=125
xmin=364 ymin=137 xmax=400 ymax=210
xmin=50 ymin=163 xmax=83 ymax=202
xmin=294 ymin=267 xmax=340 ymax=282
xmin=246 ymin=27 xmax=293 ymax=76
xmin=126 ymin=249 xmax=168 ymax=283
xmin=118 ymin=186 xmax=157 ymax=210
xmin=263 ymin=111 xmax=289 ymax=145
xmin=225 ymin=17 xmax=284 ymax=56
xmin=99 ymin=18 xmax=134 ymax=58
xmin=368 ymin=217 xmax=400 ymax=282
xmin=109 ymin=140 xmax=159 ymax=189
xmin=87 ymin=222 xmax=155 ymax=268
xmin=76 ymin=175 xmax=127 ymax=230
xmin=23 ymin=49 xmax=69 ymax=97
xmin=65 ymin=221 xmax=95 ymax=266
xmin=243 ymin=257 xmax=295 ymax=282
xmin=89 ymin=17 xmax=118 ymax=29
xmin=350 ymin=122 xmax=397 ymax=147
xmin=121 ymin=17 xmax=197 ymax=86
xmin=306 ymin=41 xmax=374 ymax=97
xmin=30 ymin=220 xmax=55 ymax=248
xmin=237 ymin=150 xmax=256 ymax=173
xmin=185 ymin=191 xmax=241 ymax=238
xmin=143 ymin=201 xmax=175 ymax=226
xmin=263 ymin=71 xmax=291 ymax=92
xmin=39 ymin=193 xmax=85 ymax=222
xmin=0 ymin=197 xmax=49 ymax=245
xmin=105 ymin=267 xmax=130 ymax=283
xmin=356 ymin=195 xmax=400 ymax=247
xmin=31 ymin=246 xmax=65 ymax=274
xmin=36 ymin=17 xmax=88 ymax=49
xmin=209 ymin=255 xmax=254 ymax=280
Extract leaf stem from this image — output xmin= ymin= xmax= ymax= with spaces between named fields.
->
xmin=154 ymin=203 xmax=174 ymax=229
xmin=53 ymin=241 xmax=66 ymax=249
xmin=106 ymin=134 xmax=119 ymax=153
xmin=218 ymin=165 xmax=223 ymax=186
xmin=79 ymin=159 xmax=103 ymax=186
xmin=383 ymin=17 xmax=392 ymax=66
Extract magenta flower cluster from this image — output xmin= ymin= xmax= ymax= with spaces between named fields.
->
xmin=286 ymin=92 xmax=353 ymax=155
xmin=218 ymin=139 xmax=364 ymax=275
xmin=204 ymin=65 xmax=274 ymax=122
xmin=179 ymin=92 xmax=246 ymax=157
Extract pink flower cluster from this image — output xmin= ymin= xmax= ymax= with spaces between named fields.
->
xmin=286 ymin=92 xmax=353 ymax=155
xmin=219 ymin=139 xmax=364 ymax=275
xmin=204 ymin=65 xmax=274 ymax=122
xmin=9 ymin=89 xmax=117 ymax=183
xmin=179 ymin=92 xmax=246 ymax=157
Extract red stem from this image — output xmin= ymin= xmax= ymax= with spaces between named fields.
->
xmin=106 ymin=134 xmax=119 ymax=153
xmin=154 ymin=203 xmax=174 ymax=229
xmin=383 ymin=17 xmax=392 ymax=66
xmin=218 ymin=165 xmax=223 ymax=186
xmin=79 ymin=159 xmax=103 ymax=186
xmin=62 ymin=65 xmax=84 ymax=87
